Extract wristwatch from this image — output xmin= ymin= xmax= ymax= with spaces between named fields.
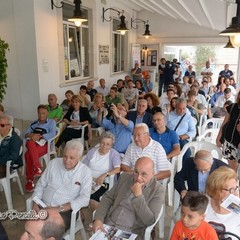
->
xmin=59 ymin=205 xmax=65 ymax=212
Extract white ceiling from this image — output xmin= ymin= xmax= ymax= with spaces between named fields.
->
xmin=116 ymin=0 xmax=237 ymax=32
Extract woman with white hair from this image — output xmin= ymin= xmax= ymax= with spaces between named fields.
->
xmin=83 ymin=131 xmax=121 ymax=211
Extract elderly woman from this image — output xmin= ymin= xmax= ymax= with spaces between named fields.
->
xmin=205 ymin=166 xmax=240 ymax=239
xmin=83 ymin=131 xmax=121 ymax=211
xmin=55 ymin=95 xmax=92 ymax=148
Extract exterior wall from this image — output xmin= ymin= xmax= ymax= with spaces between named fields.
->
xmin=0 ymin=0 xmax=237 ymax=121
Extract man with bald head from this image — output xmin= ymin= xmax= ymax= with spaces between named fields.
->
xmin=93 ymin=157 xmax=165 ymax=239
xmin=47 ymin=93 xmax=63 ymax=123
xmin=174 ymin=150 xmax=228 ymax=199
xmin=20 ymin=208 xmax=65 ymax=240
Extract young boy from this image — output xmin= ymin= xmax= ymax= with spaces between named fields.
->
xmin=170 ymin=191 xmax=218 ymax=240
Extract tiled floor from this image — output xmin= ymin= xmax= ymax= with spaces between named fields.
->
xmin=0 ymin=120 xmax=173 ymax=239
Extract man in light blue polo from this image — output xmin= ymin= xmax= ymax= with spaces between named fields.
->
xmin=167 ymin=98 xmax=196 ymax=160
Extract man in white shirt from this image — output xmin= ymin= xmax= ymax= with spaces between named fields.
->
xmin=31 ymin=140 xmax=92 ymax=230
xmin=214 ymin=88 xmax=235 ymax=108
xmin=121 ymin=123 xmax=171 ymax=180
xmin=96 ymin=78 xmax=109 ymax=96
xmin=200 ymin=61 xmax=213 ymax=77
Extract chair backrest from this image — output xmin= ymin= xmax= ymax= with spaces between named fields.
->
xmin=198 ymin=118 xmax=224 ymax=135
xmin=197 ymin=128 xmax=219 ymax=144
xmin=176 ymin=141 xmax=222 ymax=172
xmin=14 ymin=127 xmax=21 ymax=137
xmin=144 ymin=205 xmax=164 ymax=240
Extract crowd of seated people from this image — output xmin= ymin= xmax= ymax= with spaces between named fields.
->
xmin=2 ymin=59 xmax=240 ymax=240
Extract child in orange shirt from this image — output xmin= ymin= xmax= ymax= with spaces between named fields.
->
xmin=170 ymin=191 xmax=218 ymax=240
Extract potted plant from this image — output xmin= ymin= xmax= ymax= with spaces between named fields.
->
xmin=0 ymin=38 xmax=9 ymax=102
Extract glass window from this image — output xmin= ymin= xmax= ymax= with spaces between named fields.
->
xmin=62 ymin=3 xmax=91 ymax=81
xmin=112 ymin=19 xmax=127 ymax=73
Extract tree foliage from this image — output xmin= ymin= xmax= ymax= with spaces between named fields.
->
xmin=195 ymin=46 xmax=215 ymax=76
xmin=0 ymin=38 xmax=9 ymax=102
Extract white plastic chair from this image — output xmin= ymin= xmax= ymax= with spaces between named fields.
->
xmin=197 ymin=128 xmax=219 ymax=144
xmin=144 ymin=205 xmax=163 ymax=240
xmin=26 ymin=197 xmax=87 ymax=240
xmin=91 ymin=127 xmax=105 ymax=137
xmin=0 ymin=161 xmax=24 ymax=210
xmin=74 ymin=124 xmax=89 ymax=151
xmin=39 ymin=127 xmax=60 ymax=167
xmin=198 ymin=118 xmax=223 ymax=135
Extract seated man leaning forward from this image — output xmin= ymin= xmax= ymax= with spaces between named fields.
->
xmin=121 ymin=123 xmax=171 ymax=181
xmin=20 ymin=208 xmax=65 ymax=240
xmin=93 ymin=157 xmax=165 ymax=239
xmin=174 ymin=150 xmax=228 ymax=199
xmin=24 ymin=104 xmax=56 ymax=192
xmin=31 ymin=140 xmax=92 ymax=230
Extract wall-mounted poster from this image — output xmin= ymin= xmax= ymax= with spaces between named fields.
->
xmin=131 ymin=44 xmax=141 ymax=67
xmin=147 ymin=50 xmax=157 ymax=66
xmin=99 ymin=45 xmax=109 ymax=64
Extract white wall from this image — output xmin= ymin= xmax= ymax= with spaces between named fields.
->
xmin=0 ymin=0 xmax=236 ymax=120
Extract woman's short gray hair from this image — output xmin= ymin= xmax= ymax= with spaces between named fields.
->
xmin=99 ymin=131 xmax=115 ymax=145
xmin=0 ymin=114 xmax=13 ymax=125
xmin=64 ymin=140 xmax=83 ymax=159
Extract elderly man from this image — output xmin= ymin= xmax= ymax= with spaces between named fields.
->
xmin=93 ymin=157 xmax=165 ymax=239
xmin=96 ymin=78 xmax=109 ymax=96
xmin=97 ymin=103 xmax=134 ymax=154
xmin=127 ymin=99 xmax=154 ymax=128
xmin=214 ymin=87 xmax=235 ymax=108
xmin=24 ymin=104 xmax=56 ymax=192
xmin=20 ymin=209 xmax=65 ymax=240
xmin=150 ymin=112 xmax=180 ymax=159
xmin=47 ymin=93 xmax=63 ymax=123
xmin=122 ymin=79 xmax=139 ymax=109
xmin=31 ymin=140 xmax=92 ymax=229
xmin=174 ymin=150 xmax=228 ymax=199
xmin=167 ymin=98 xmax=196 ymax=146
xmin=0 ymin=114 xmax=22 ymax=176
xmin=121 ymin=123 xmax=170 ymax=180
xmin=219 ymin=64 xmax=233 ymax=78
xmin=87 ymin=80 xmax=97 ymax=101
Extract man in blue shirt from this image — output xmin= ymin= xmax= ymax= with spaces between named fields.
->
xmin=24 ymin=105 xmax=56 ymax=192
xmin=97 ymin=103 xmax=134 ymax=154
xmin=143 ymin=74 xmax=153 ymax=93
xmin=210 ymin=83 xmax=226 ymax=107
xmin=150 ymin=112 xmax=180 ymax=159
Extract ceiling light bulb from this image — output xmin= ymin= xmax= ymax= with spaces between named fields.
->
xmin=120 ymin=30 xmax=126 ymax=35
xmin=230 ymin=35 xmax=240 ymax=47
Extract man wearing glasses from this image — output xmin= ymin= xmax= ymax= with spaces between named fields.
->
xmin=0 ymin=114 xmax=22 ymax=178
xmin=174 ymin=150 xmax=228 ymax=199
xmin=93 ymin=157 xmax=165 ymax=239
xmin=121 ymin=123 xmax=170 ymax=181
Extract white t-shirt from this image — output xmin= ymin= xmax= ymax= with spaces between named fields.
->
xmin=205 ymin=201 xmax=240 ymax=240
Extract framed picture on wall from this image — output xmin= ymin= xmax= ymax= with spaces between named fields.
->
xmin=147 ymin=50 xmax=157 ymax=66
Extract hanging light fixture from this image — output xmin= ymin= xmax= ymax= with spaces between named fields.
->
xmin=131 ymin=18 xmax=152 ymax=39
xmin=224 ymin=37 xmax=235 ymax=48
xmin=220 ymin=0 xmax=240 ymax=47
xmin=68 ymin=0 xmax=88 ymax=27
xmin=102 ymin=8 xmax=129 ymax=35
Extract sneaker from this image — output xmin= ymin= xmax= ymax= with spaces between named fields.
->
xmin=25 ymin=180 xmax=34 ymax=192
xmin=34 ymin=168 xmax=42 ymax=177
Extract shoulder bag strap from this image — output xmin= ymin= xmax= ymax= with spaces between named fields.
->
xmin=174 ymin=113 xmax=186 ymax=131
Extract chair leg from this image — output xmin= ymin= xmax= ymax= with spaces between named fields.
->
xmin=80 ymin=228 xmax=87 ymax=240
xmin=2 ymin=181 xmax=13 ymax=210
xmin=16 ymin=176 xmax=24 ymax=195
xmin=158 ymin=205 xmax=165 ymax=238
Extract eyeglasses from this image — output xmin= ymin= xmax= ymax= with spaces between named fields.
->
xmin=133 ymin=169 xmax=149 ymax=178
xmin=0 ymin=124 xmax=9 ymax=127
xmin=223 ymin=186 xmax=239 ymax=194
